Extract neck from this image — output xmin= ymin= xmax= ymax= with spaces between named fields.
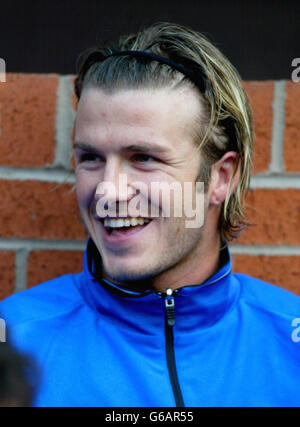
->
xmin=149 ymin=205 xmax=223 ymax=292
xmin=151 ymin=233 xmax=221 ymax=293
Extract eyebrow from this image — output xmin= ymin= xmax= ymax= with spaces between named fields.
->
xmin=73 ymin=142 xmax=99 ymax=152
xmin=73 ymin=141 xmax=169 ymax=154
xmin=123 ymin=143 xmax=168 ymax=154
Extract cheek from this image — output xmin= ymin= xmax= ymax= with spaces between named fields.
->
xmin=75 ymin=171 xmax=98 ymax=208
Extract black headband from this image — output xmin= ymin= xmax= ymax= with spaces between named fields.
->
xmin=106 ymin=50 xmax=207 ymax=94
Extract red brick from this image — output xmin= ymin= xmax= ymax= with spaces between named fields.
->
xmin=71 ymin=153 xmax=76 ymax=171
xmin=0 ymin=73 xmax=58 ymax=167
xmin=284 ymin=81 xmax=300 ymax=172
xmin=232 ymin=254 xmax=300 ymax=296
xmin=0 ymin=251 xmax=15 ymax=300
xmin=27 ymin=250 xmax=84 ymax=288
xmin=0 ymin=180 xmax=87 ymax=240
xmin=243 ymin=81 xmax=274 ymax=174
xmin=236 ymin=189 xmax=300 ymax=245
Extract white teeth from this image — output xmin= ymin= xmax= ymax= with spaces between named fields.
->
xmin=116 ymin=219 xmax=123 ymax=228
xmin=103 ymin=217 xmax=151 ymax=228
xmin=130 ymin=218 xmax=138 ymax=226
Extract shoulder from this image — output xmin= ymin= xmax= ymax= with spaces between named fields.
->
xmin=0 ymin=273 xmax=85 ymax=328
xmin=233 ymin=272 xmax=300 ymax=318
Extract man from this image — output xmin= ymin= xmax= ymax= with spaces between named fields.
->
xmin=1 ymin=22 xmax=300 ymax=407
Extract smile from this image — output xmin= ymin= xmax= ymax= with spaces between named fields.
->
xmin=104 ymin=217 xmax=151 ymax=229
xmin=98 ymin=217 xmax=153 ymax=239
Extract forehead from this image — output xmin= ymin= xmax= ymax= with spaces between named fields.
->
xmin=74 ymin=86 xmax=203 ymax=150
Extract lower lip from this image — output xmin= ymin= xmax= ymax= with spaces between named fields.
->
xmin=97 ymin=219 xmax=154 ymax=245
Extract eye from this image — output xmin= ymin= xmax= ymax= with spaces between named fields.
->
xmin=132 ymin=153 xmax=156 ymax=163
xmin=78 ymin=153 xmax=102 ymax=163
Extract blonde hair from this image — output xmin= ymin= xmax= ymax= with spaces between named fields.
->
xmin=75 ymin=22 xmax=254 ymax=241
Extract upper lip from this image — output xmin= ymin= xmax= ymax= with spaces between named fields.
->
xmin=103 ymin=216 xmax=151 ymax=219
xmin=94 ymin=215 xmax=153 ymax=221
xmin=91 ymin=203 xmax=154 ymax=221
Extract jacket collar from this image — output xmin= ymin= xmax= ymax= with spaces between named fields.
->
xmin=79 ymin=238 xmax=240 ymax=332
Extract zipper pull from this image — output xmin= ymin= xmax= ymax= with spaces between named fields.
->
xmin=165 ymin=288 xmax=176 ymax=327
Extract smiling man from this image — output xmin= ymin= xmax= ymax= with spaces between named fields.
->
xmin=74 ymin=86 xmax=222 ymax=290
xmin=1 ymin=22 xmax=300 ymax=407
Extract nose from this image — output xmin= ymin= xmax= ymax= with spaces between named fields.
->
xmin=95 ymin=157 xmax=134 ymax=216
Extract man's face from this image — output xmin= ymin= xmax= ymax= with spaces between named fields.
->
xmin=74 ymin=86 xmax=210 ymax=286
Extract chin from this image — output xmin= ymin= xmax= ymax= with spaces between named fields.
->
xmin=105 ymin=270 xmax=148 ymax=284
xmin=103 ymin=261 xmax=159 ymax=284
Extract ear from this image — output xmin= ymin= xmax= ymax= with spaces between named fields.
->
xmin=208 ymin=151 xmax=240 ymax=206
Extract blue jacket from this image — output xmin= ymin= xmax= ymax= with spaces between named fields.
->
xmin=1 ymin=239 xmax=300 ymax=407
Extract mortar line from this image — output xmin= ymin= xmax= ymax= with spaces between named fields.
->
xmin=14 ymin=248 xmax=29 ymax=293
xmin=0 ymin=238 xmax=87 ymax=251
xmin=54 ymin=75 xmax=76 ymax=169
xmin=0 ymin=166 xmax=75 ymax=183
xmin=229 ymin=245 xmax=300 ymax=256
xmin=0 ymin=238 xmax=299 ymax=255
xmin=270 ymin=80 xmax=286 ymax=173
xmin=250 ymin=174 xmax=300 ymax=189
xmin=0 ymin=166 xmax=299 ymax=188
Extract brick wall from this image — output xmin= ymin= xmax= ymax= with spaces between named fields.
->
xmin=0 ymin=74 xmax=299 ymax=300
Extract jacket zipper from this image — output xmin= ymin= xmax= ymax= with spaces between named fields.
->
xmin=164 ymin=288 xmax=185 ymax=407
